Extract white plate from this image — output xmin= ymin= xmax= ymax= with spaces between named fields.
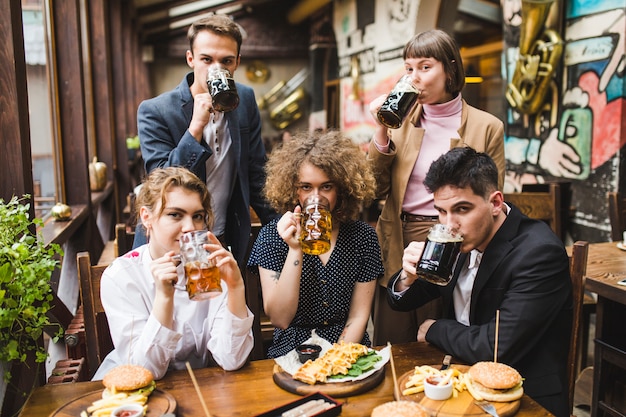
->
xmin=617 ymin=242 xmax=626 ymax=251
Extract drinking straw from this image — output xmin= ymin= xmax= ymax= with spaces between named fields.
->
xmin=186 ymin=361 xmax=212 ymax=417
xmin=494 ymin=310 xmax=500 ymax=363
xmin=387 ymin=342 xmax=401 ymax=400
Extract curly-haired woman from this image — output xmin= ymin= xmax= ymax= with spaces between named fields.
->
xmin=248 ymin=130 xmax=384 ymax=358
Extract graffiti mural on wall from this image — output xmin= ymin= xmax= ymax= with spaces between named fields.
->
xmin=502 ymin=0 xmax=625 ymax=199
xmin=334 ymin=0 xmax=421 ymax=145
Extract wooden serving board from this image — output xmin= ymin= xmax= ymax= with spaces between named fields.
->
xmin=273 ymin=364 xmax=385 ymax=397
xmin=396 ymin=365 xmax=520 ymax=417
xmin=49 ymin=388 xmax=177 ymax=417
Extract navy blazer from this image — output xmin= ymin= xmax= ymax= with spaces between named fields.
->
xmin=137 ymin=72 xmax=276 ymax=266
xmin=387 ymin=205 xmax=572 ymax=417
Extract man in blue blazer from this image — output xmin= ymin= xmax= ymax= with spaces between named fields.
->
xmin=136 ymin=15 xmax=275 ymax=268
xmin=387 ymin=147 xmax=572 ymax=417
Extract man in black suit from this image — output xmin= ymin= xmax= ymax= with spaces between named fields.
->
xmin=387 ymin=147 xmax=572 ymax=417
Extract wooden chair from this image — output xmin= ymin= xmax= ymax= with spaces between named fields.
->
xmin=504 ymin=182 xmax=563 ymax=240
xmin=244 ymin=222 xmax=275 ymax=361
xmin=568 ymin=240 xmax=589 ymax=415
xmin=608 ymin=191 xmax=626 ymax=242
xmin=115 ymin=223 xmax=135 ymax=257
xmin=77 ymin=251 xmax=114 ymax=379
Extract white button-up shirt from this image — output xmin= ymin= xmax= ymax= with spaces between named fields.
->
xmin=92 ymin=244 xmax=254 ymax=380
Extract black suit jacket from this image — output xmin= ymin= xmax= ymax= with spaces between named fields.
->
xmin=387 ymin=205 xmax=572 ymax=417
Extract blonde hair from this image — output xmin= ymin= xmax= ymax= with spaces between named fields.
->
xmin=263 ymin=130 xmax=376 ymax=223
xmin=136 ymin=167 xmax=213 ymax=228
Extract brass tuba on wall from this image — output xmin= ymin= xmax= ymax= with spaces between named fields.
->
xmin=505 ymin=0 xmax=563 ymax=115
xmin=269 ymin=87 xmax=306 ymax=129
xmin=259 ymin=68 xmax=309 ymax=129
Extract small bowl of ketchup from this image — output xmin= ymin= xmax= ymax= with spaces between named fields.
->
xmin=424 ymin=376 xmax=453 ymax=400
xmin=296 ymin=344 xmax=322 ymax=363
xmin=110 ymin=403 xmax=145 ymax=417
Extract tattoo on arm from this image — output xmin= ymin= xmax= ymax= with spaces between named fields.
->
xmin=271 ymin=271 xmax=280 ymax=282
xmin=339 ymin=323 xmax=351 ymax=341
xmin=293 ymin=260 xmax=300 ymax=266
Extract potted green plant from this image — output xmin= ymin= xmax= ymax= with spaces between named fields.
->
xmin=126 ymin=134 xmax=140 ymax=161
xmin=0 ymin=195 xmax=63 ymax=390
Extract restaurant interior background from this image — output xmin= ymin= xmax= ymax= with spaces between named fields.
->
xmin=22 ymin=0 xmax=626 ymax=246
xmin=2 ymin=0 xmax=625 ymax=414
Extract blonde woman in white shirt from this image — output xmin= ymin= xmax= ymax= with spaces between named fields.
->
xmin=93 ymin=167 xmax=253 ymax=380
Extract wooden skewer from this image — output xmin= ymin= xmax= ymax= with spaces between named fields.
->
xmin=494 ymin=309 xmax=500 ymax=363
xmin=186 ymin=362 xmax=212 ymax=417
xmin=387 ymin=342 xmax=400 ymax=400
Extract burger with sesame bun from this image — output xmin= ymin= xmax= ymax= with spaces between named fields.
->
xmin=466 ymin=361 xmax=524 ymax=402
xmin=102 ymin=365 xmax=156 ymax=398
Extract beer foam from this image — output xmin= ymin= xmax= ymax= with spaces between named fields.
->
xmin=428 ymin=224 xmax=463 ymax=242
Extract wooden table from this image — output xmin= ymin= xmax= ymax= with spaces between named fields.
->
xmin=19 ymin=342 xmax=553 ymax=416
xmin=582 ymin=241 xmax=626 ymax=279
xmin=582 ymin=241 xmax=626 ymax=417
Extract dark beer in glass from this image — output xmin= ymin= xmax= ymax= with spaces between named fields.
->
xmin=207 ymin=67 xmax=239 ymax=112
xmin=377 ymin=75 xmax=420 ymax=129
xmin=416 ymin=224 xmax=463 ymax=286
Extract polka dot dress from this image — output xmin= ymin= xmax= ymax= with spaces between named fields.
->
xmin=248 ymin=218 xmax=384 ymax=358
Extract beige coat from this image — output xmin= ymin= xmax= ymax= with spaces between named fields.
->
xmin=368 ymin=100 xmax=505 ymax=286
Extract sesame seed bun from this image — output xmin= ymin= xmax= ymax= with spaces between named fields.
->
xmin=466 ymin=362 xmax=523 ymax=402
xmin=103 ymin=365 xmax=154 ymax=392
xmin=371 ymin=401 xmax=428 ymax=417
xmin=468 ymin=362 xmax=521 ymax=389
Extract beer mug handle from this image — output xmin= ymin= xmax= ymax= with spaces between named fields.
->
xmin=159 ymin=254 xmax=186 ymax=290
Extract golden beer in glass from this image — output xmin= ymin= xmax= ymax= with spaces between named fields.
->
xmin=299 ymin=195 xmax=332 ymax=255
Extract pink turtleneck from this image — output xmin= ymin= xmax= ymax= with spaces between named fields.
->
xmin=402 ymin=94 xmax=463 ymax=215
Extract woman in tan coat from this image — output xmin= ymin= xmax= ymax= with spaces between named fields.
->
xmin=368 ymin=29 xmax=505 ymax=345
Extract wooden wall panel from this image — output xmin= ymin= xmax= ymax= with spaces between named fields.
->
xmin=0 ymin=0 xmax=34 ymax=204
xmin=49 ymin=0 xmax=90 ymax=205
xmin=87 ymin=0 xmax=120 ymax=238
xmin=109 ymin=0 xmax=134 ymax=217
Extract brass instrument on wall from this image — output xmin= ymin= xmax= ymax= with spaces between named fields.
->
xmin=261 ymin=68 xmax=309 ymax=129
xmin=257 ymin=68 xmax=308 ymax=110
xmin=269 ymin=87 xmax=306 ymax=129
xmin=506 ymin=0 xmax=563 ymax=115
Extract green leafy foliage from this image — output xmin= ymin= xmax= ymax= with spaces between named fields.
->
xmin=328 ymin=350 xmax=382 ymax=380
xmin=0 ymin=195 xmax=63 ymax=379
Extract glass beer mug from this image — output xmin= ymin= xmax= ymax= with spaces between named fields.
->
xmin=179 ymin=230 xmax=222 ymax=300
xmin=377 ymin=74 xmax=420 ymax=129
xmin=299 ymin=195 xmax=332 ymax=255
xmin=416 ymin=224 xmax=463 ymax=286
xmin=207 ymin=65 xmax=239 ymax=112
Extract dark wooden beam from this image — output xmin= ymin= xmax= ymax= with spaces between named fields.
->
xmin=87 ymin=1 xmax=115 ymax=189
xmin=0 ymin=3 xmax=39 ymax=415
xmin=121 ymin=2 xmax=136 ymax=145
xmin=88 ymin=0 xmax=129 ymax=236
xmin=0 ymin=0 xmax=35 ymax=204
xmin=136 ymin=0 xmax=205 ymax=16
xmin=49 ymin=0 xmax=91 ymax=206
xmin=110 ymin=0 xmax=135 ymax=218
xmin=139 ymin=0 xmax=291 ymax=44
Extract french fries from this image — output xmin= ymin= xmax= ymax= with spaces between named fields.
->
xmin=402 ymin=365 xmax=468 ymax=398
xmin=79 ymin=392 xmax=149 ymax=417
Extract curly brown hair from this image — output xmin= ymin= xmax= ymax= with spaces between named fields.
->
xmin=263 ymin=130 xmax=376 ymax=223
xmin=136 ymin=167 xmax=214 ymax=229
